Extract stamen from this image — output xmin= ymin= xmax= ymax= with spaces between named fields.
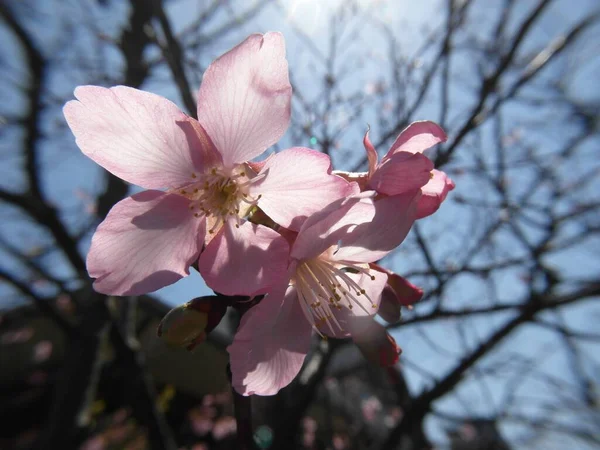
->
xmin=314 ymin=259 xmax=377 ymax=313
xmin=238 ymin=172 xmax=267 ymax=188
xmin=178 ymin=164 xmax=266 ymax=234
xmin=297 ymin=268 xmax=329 ymax=321
xmin=335 ymin=259 xmax=374 ymax=277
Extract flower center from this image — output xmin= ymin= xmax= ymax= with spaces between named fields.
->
xmin=178 ymin=166 xmax=263 ymax=234
xmin=293 ymin=252 xmax=377 ymax=336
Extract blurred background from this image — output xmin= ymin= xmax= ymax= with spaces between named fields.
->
xmin=0 ymin=0 xmax=599 ymax=449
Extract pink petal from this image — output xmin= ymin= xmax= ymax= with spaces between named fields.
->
xmin=88 ymin=190 xmax=202 ymax=295
xmin=251 ymin=148 xmax=354 ymax=230
xmin=383 ymin=121 xmax=447 ymax=160
xmin=197 ymin=33 xmax=292 ymax=168
xmin=228 ymin=284 xmax=313 ymax=395
xmin=291 ymin=194 xmax=375 ymax=261
xmin=387 ymin=280 xmax=422 ymax=307
xmin=198 ymin=220 xmax=289 ymax=296
xmin=176 ymin=117 xmax=223 ymax=169
xmin=368 ymin=151 xmax=434 ymax=195
xmin=322 ymin=271 xmax=388 ymax=339
xmin=363 ymin=129 xmax=379 ymax=179
xmin=344 ymin=270 xmax=388 ymax=317
xmin=64 ymin=86 xmax=204 ymax=189
xmin=416 ymin=169 xmax=455 ymax=219
xmin=332 ymin=193 xmax=419 ymax=263
xmin=246 ymin=157 xmax=270 ymax=174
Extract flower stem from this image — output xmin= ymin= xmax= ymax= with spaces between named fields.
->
xmin=227 ymin=363 xmax=258 ymax=450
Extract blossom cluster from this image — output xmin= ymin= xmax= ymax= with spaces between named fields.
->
xmin=64 ymin=33 xmax=454 ymax=396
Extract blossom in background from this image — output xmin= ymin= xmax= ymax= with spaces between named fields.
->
xmin=64 ymin=32 xmax=351 ymax=296
xmin=227 ymin=193 xmax=409 ymax=396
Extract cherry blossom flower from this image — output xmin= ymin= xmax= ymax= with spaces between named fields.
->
xmin=363 ymin=121 xmax=454 ymax=218
xmin=64 ymin=33 xmax=351 ymax=296
xmin=335 ymin=121 xmax=455 ymax=256
xmin=228 ymin=193 xmax=399 ymax=396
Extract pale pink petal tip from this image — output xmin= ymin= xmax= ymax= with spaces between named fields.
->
xmin=64 ymin=85 xmax=200 ymax=190
xmin=196 ymin=32 xmax=292 ymax=168
xmin=385 ymin=120 xmax=447 ymax=159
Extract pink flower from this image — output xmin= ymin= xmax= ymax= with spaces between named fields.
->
xmin=335 ymin=121 xmax=454 ymax=255
xmin=364 ymin=121 xmax=455 ymax=218
xmin=228 ymin=193 xmax=395 ymax=396
xmin=64 ymin=33 xmax=351 ymax=296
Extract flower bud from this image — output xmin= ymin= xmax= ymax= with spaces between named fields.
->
xmin=157 ymin=296 xmax=227 ymax=351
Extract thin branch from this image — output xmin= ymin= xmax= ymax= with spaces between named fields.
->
xmin=0 ymin=2 xmax=46 ymax=200
xmin=151 ymin=0 xmax=197 ymax=117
